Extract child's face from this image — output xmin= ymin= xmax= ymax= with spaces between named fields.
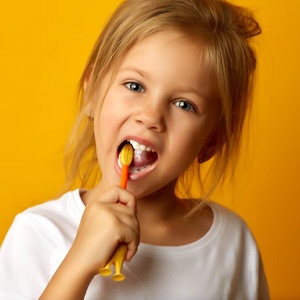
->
xmin=93 ymin=29 xmax=220 ymax=198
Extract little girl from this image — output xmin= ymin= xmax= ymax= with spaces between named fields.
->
xmin=0 ymin=0 xmax=270 ymax=299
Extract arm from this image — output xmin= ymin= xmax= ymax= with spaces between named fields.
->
xmin=39 ymin=255 xmax=94 ymax=300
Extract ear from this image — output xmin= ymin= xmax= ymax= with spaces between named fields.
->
xmin=198 ymin=143 xmax=217 ymax=163
xmin=198 ymin=131 xmax=219 ymax=163
xmin=83 ymin=66 xmax=96 ymax=119
xmin=83 ymin=66 xmax=94 ymax=91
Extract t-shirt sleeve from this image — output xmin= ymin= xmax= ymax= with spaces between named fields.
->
xmin=211 ymin=202 xmax=270 ymax=299
xmin=257 ymin=251 xmax=270 ymax=300
xmin=238 ymin=219 xmax=270 ymax=299
xmin=242 ymin=222 xmax=270 ymax=300
xmin=0 ymin=213 xmax=65 ymax=299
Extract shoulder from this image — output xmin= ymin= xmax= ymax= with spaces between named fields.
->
xmin=207 ymin=202 xmax=268 ymax=281
xmin=1 ymin=190 xmax=84 ymax=251
xmin=19 ymin=189 xmax=83 ymax=230
xmin=22 ymin=189 xmax=83 ymax=219
xmin=204 ymin=201 xmax=261 ymax=254
xmin=208 ymin=201 xmax=253 ymax=236
xmin=0 ymin=190 xmax=84 ymax=298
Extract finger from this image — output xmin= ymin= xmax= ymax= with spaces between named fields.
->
xmin=123 ymin=225 xmax=140 ymax=262
xmin=125 ymin=240 xmax=140 ymax=262
xmin=117 ymin=188 xmax=136 ymax=210
xmin=100 ymin=186 xmax=137 ymax=209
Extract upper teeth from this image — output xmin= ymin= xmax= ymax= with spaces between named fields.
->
xmin=128 ymin=140 xmax=155 ymax=152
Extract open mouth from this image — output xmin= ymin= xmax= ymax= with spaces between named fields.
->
xmin=118 ymin=140 xmax=158 ymax=174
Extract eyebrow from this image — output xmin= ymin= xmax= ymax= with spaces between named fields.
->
xmin=119 ymin=66 xmax=151 ymax=79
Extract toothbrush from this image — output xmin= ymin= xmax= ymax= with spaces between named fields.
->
xmin=119 ymin=143 xmax=133 ymax=189
xmin=99 ymin=143 xmax=134 ymax=281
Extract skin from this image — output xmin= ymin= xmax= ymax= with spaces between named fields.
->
xmin=40 ymin=29 xmax=220 ymax=299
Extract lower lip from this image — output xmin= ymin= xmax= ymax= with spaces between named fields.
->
xmin=128 ymin=162 xmax=157 ymax=181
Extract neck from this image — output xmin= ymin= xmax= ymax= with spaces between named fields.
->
xmin=136 ymin=180 xmax=182 ymax=223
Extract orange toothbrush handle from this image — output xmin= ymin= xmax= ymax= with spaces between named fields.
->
xmin=120 ymin=165 xmax=129 ymax=188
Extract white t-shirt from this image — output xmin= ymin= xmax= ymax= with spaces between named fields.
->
xmin=0 ymin=190 xmax=269 ymax=299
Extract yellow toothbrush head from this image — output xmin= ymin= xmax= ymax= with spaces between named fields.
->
xmin=120 ymin=143 xmax=134 ymax=166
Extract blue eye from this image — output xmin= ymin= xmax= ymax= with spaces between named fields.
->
xmin=173 ymin=100 xmax=196 ymax=112
xmin=125 ymin=82 xmax=144 ymax=93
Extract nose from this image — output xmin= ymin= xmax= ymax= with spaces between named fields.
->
xmin=134 ymin=99 xmax=166 ymax=132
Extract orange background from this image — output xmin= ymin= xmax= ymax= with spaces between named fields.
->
xmin=1 ymin=1 xmax=299 ymax=298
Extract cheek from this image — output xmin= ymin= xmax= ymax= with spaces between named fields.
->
xmin=171 ymin=120 xmax=214 ymax=164
xmin=96 ymin=95 xmax=119 ymax=131
xmin=98 ymin=108 xmax=114 ymax=128
xmin=98 ymin=88 xmax=126 ymax=121
xmin=166 ymin=128 xmax=204 ymax=174
xmin=94 ymin=104 xmax=115 ymax=155
xmin=181 ymin=135 xmax=205 ymax=163
xmin=174 ymin=119 xmax=209 ymax=147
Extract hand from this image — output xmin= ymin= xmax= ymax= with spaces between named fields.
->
xmin=68 ymin=186 xmax=140 ymax=276
xmin=40 ymin=186 xmax=139 ymax=298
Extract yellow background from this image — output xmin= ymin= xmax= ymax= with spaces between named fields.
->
xmin=1 ymin=0 xmax=299 ymax=298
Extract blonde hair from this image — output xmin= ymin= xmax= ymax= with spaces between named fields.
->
xmin=63 ymin=0 xmax=261 ymax=201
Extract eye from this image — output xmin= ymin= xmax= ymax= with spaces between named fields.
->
xmin=173 ymin=100 xmax=196 ymax=112
xmin=125 ymin=82 xmax=144 ymax=93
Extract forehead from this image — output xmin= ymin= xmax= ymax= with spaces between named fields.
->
xmin=122 ymin=30 xmax=204 ymax=65
xmin=116 ymin=30 xmax=217 ymax=99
